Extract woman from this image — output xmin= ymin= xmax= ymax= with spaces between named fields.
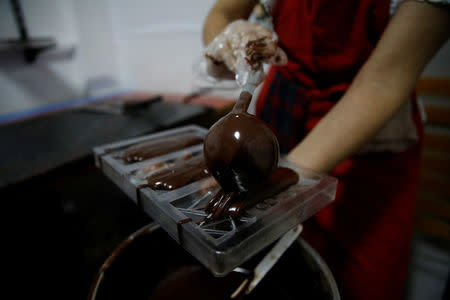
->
xmin=202 ymin=0 xmax=450 ymax=299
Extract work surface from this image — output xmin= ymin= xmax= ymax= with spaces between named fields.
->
xmin=0 ymin=101 xmax=209 ymax=187
xmin=0 ymin=98 xmax=223 ymax=299
xmin=4 ymin=156 xmax=153 ymax=299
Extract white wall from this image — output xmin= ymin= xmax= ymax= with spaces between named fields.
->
xmin=72 ymin=0 xmax=120 ymax=97
xmin=0 ymin=0 xmax=448 ymax=116
xmin=0 ymin=0 xmax=84 ymax=115
xmin=109 ymin=0 xmax=216 ymax=94
xmin=0 ymin=0 xmax=218 ymax=116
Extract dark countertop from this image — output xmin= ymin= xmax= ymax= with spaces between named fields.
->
xmin=0 ymin=100 xmax=209 ymax=187
xmin=0 ymin=98 xmax=227 ymax=299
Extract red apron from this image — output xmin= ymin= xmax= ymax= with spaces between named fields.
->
xmin=256 ymin=1 xmax=423 ymax=299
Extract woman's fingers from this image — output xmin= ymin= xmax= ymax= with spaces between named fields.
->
xmin=204 ymin=20 xmax=287 ymax=82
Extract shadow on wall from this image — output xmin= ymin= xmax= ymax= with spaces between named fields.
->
xmin=0 ymin=45 xmax=80 ymax=115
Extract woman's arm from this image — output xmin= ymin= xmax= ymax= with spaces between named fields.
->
xmin=287 ymin=1 xmax=450 ymax=173
xmin=203 ymin=0 xmax=257 ymax=45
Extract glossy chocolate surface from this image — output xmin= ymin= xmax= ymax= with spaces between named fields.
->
xmin=204 ymin=167 xmax=299 ymax=221
xmin=123 ymin=133 xmax=203 ymax=163
xmin=147 ymin=155 xmax=209 ymax=190
xmin=227 ymin=167 xmax=299 ymax=218
xmin=203 ymin=91 xmax=279 ymax=194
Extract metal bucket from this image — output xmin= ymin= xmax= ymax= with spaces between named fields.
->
xmin=89 ymin=223 xmax=340 ymax=300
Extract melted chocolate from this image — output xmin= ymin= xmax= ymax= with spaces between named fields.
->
xmin=226 ymin=167 xmax=299 ymax=218
xmin=136 ymin=153 xmax=194 ymax=180
xmin=149 ymin=265 xmax=246 ymax=300
xmin=203 ymin=91 xmax=279 ymax=194
xmin=245 ymin=37 xmax=271 ymax=70
xmin=203 ymin=167 xmax=299 ymax=222
xmin=123 ymin=133 xmax=203 ymax=163
xmin=92 ymin=228 xmax=334 ymax=300
xmin=147 ymin=155 xmax=209 ymax=190
xmin=148 ymin=239 xmax=330 ymax=300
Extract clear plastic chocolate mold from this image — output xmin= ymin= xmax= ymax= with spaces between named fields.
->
xmin=94 ymin=125 xmax=337 ymax=276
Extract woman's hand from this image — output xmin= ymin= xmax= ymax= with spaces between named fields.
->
xmin=287 ymin=1 xmax=450 ymax=173
xmin=204 ymin=20 xmax=287 ymax=85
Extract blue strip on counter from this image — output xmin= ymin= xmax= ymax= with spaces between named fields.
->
xmin=0 ymin=91 xmax=132 ymax=125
